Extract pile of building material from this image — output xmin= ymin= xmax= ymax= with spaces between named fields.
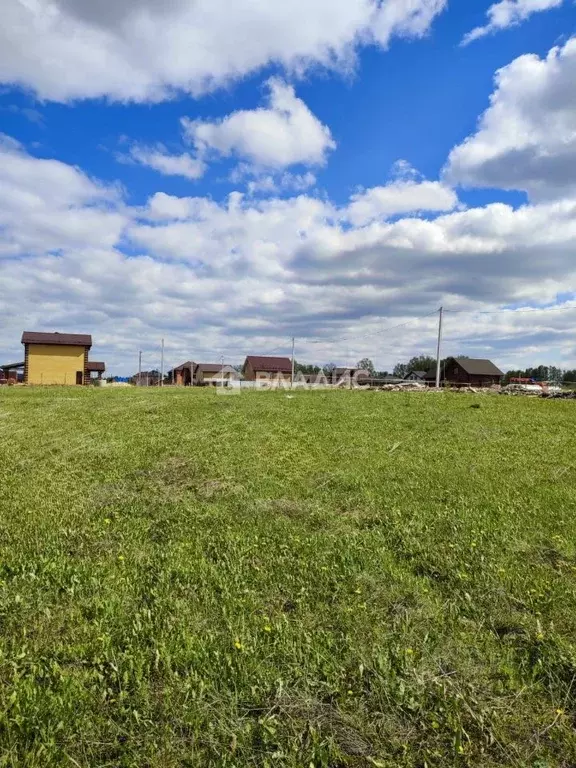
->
xmin=540 ymin=390 xmax=576 ymax=399
xmin=378 ymin=382 xmax=427 ymax=391
xmin=500 ymin=384 xmax=545 ymax=396
xmin=501 ymin=384 xmax=564 ymax=396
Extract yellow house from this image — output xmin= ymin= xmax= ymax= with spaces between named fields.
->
xmin=22 ymin=331 xmax=92 ymax=385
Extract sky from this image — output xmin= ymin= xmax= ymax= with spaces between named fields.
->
xmin=0 ymin=0 xmax=575 ymax=375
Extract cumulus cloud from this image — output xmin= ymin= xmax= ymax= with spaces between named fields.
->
xmin=345 ymin=176 xmax=459 ymax=225
xmin=125 ymin=144 xmax=206 ymax=180
xmin=0 ymin=0 xmax=447 ymax=103
xmin=462 ymin=0 xmax=564 ymax=45
xmin=445 ymin=37 xmax=576 ymax=201
xmin=0 ymin=134 xmax=126 ymax=257
xmin=183 ymin=79 xmax=335 ymax=170
xmin=2 ymin=137 xmax=576 ymax=374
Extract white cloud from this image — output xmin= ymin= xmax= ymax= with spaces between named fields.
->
xmin=462 ymin=0 xmax=564 ymax=45
xmin=0 ymin=134 xmax=126 ymax=256
xmin=3 ymin=137 xmax=576 ymax=375
xmin=445 ymin=37 xmax=576 ymax=201
xmin=0 ymin=0 xmax=447 ymax=103
xmin=183 ymin=79 xmax=335 ymax=170
xmin=237 ymin=168 xmax=317 ymax=196
xmin=345 ymin=177 xmax=459 ymax=225
xmin=127 ymin=144 xmax=206 ymax=180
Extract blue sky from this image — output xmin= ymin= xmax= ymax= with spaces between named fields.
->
xmin=1 ymin=0 xmax=575 ymax=374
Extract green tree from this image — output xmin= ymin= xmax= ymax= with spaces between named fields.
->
xmin=356 ymin=358 xmax=376 ymax=375
xmin=294 ymin=362 xmax=321 ymax=375
xmin=393 ymin=362 xmax=409 ymax=378
xmin=408 ymin=355 xmax=436 ymax=373
xmin=393 ymin=355 xmax=436 ymax=378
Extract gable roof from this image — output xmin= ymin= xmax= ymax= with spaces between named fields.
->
xmin=197 ymin=363 xmax=237 ymax=374
xmin=244 ymin=355 xmax=292 ymax=373
xmin=86 ymin=361 xmax=106 ymax=372
xmin=406 ymin=370 xmax=427 ymax=378
xmin=425 ymin=358 xmax=504 ymax=379
xmin=22 ymin=331 xmax=92 ymax=347
xmin=173 ymin=360 xmax=195 ymax=373
xmin=451 ymin=357 xmax=504 ymax=376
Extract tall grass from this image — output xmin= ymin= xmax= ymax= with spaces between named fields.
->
xmin=1 ymin=387 xmax=575 ymax=766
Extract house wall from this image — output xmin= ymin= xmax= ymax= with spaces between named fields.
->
xmin=243 ymin=362 xmax=291 ymax=382
xmin=256 ymin=371 xmax=291 ymax=381
xmin=201 ymin=369 xmax=235 ymax=380
xmin=26 ymin=344 xmax=87 ymax=385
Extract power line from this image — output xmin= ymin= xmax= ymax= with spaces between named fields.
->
xmin=307 ymin=309 xmax=438 ymax=345
xmin=444 ymin=305 xmax=576 ymax=316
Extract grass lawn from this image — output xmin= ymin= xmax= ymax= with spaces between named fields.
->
xmin=1 ymin=387 xmax=576 ymax=767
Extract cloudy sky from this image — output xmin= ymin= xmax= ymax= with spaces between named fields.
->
xmin=0 ymin=0 xmax=575 ymax=375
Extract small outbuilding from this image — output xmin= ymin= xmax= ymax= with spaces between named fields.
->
xmin=86 ymin=361 xmax=106 ymax=380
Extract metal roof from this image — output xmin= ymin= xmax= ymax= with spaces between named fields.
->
xmin=197 ymin=363 xmax=237 ymax=374
xmin=22 ymin=331 xmax=92 ymax=347
xmin=425 ymin=358 xmax=504 ymax=378
xmin=86 ymin=361 xmax=106 ymax=372
xmin=244 ymin=355 xmax=292 ymax=373
xmin=452 ymin=357 xmax=504 ymax=376
xmin=172 ymin=360 xmax=195 ymax=372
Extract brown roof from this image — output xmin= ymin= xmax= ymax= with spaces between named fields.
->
xmin=197 ymin=363 xmax=228 ymax=373
xmin=86 ymin=361 xmax=105 ymax=372
xmin=451 ymin=357 xmax=504 ymax=376
xmin=244 ymin=355 xmax=292 ymax=373
xmin=173 ymin=360 xmax=195 ymax=372
xmin=22 ymin=331 xmax=92 ymax=347
xmin=424 ymin=358 xmax=504 ymax=379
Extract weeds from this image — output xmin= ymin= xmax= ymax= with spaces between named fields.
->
xmin=0 ymin=387 xmax=575 ymax=766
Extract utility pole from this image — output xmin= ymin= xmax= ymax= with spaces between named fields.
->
xmin=290 ymin=336 xmax=295 ymax=389
xmin=220 ymin=355 xmax=225 ymax=390
xmin=160 ymin=338 xmax=165 ymax=387
xmin=138 ymin=350 xmax=142 ymax=387
xmin=435 ymin=306 xmax=443 ymax=389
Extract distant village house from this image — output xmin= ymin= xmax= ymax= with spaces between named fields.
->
xmin=169 ymin=361 xmax=239 ymax=386
xmin=425 ymin=357 xmax=503 ymax=387
xmin=243 ymin=356 xmax=292 ymax=382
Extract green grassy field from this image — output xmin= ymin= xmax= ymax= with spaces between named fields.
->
xmin=1 ymin=387 xmax=576 ymax=767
